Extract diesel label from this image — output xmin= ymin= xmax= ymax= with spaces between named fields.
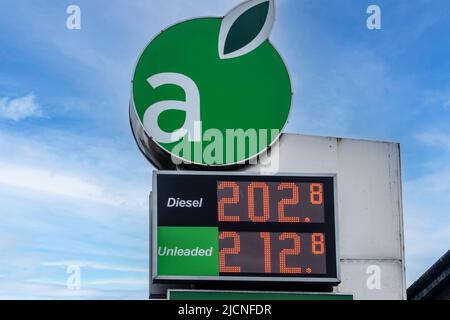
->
xmin=167 ymin=197 xmax=203 ymax=208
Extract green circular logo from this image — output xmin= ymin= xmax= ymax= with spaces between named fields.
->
xmin=130 ymin=0 xmax=292 ymax=167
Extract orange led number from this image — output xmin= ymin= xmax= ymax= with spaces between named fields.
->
xmin=277 ymin=183 xmax=300 ymax=223
xmin=218 ymin=182 xmax=240 ymax=222
xmin=219 ymin=232 xmax=241 ymax=273
xmin=310 ymin=183 xmax=323 ymax=205
xmin=248 ymin=182 xmax=270 ymax=222
xmin=312 ymin=233 xmax=325 ymax=255
xmin=279 ymin=233 xmax=301 ymax=274
xmin=260 ymin=232 xmax=272 ymax=273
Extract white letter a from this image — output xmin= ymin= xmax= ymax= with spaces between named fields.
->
xmin=144 ymin=73 xmax=201 ymax=144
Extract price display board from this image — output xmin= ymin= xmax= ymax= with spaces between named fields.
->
xmin=152 ymin=171 xmax=340 ymax=284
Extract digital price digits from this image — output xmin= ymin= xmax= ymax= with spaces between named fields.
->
xmin=218 ymin=181 xmax=325 ymax=223
xmin=217 ymin=181 xmax=329 ymax=276
xmin=218 ymin=231 xmax=326 ymax=275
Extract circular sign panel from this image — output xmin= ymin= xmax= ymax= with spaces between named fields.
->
xmin=130 ymin=0 xmax=292 ymax=169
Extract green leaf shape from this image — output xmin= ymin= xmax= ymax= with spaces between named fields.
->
xmin=224 ymin=1 xmax=270 ymax=55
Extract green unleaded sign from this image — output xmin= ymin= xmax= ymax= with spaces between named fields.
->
xmin=130 ymin=0 xmax=292 ymax=167
xmin=158 ymin=227 xmax=219 ymax=276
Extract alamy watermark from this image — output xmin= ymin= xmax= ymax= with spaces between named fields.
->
xmin=66 ymin=264 xmax=81 ymax=290
xmin=65 ymin=4 xmax=382 ymax=31
xmin=168 ymin=124 xmax=281 ymax=173
xmin=367 ymin=5 xmax=381 ymax=30
xmin=66 ymin=5 xmax=81 ymax=30
xmin=366 ymin=265 xmax=381 ymax=290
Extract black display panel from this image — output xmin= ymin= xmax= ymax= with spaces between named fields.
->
xmin=153 ymin=171 xmax=340 ymax=284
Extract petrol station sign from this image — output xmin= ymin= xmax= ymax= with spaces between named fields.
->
xmin=152 ymin=171 xmax=340 ymax=284
xmin=130 ymin=0 xmax=292 ymax=168
xmin=127 ymin=0 xmax=347 ymax=299
xmin=128 ymin=0 xmax=406 ymax=301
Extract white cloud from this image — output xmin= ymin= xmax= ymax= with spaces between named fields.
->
xmin=0 ymin=281 xmax=98 ymax=300
xmin=84 ymin=278 xmax=147 ymax=286
xmin=0 ymin=127 xmax=151 ymax=211
xmin=0 ymin=281 xmax=146 ymax=300
xmin=27 ymin=277 xmax=147 ymax=288
xmin=0 ymin=94 xmax=42 ymax=121
xmin=41 ymin=261 xmax=147 ymax=273
xmin=424 ymin=88 xmax=450 ymax=110
xmin=0 ymin=162 xmax=123 ymax=206
xmin=415 ymin=132 xmax=450 ymax=152
xmin=404 ymin=213 xmax=450 ymax=284
xmin=403 ymin=154 xmax=450 ymax=283
xmin=406 ymin=168 xmax=450 ymax=194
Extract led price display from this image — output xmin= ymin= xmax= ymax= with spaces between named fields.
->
xmin=219 ymin=232 xmax=326 ymax=275
xmin=153 ymin=172 xmax=339 ymax=284
xmin=217 ymin=181 xmax=327 ymax=277
xmin=217 ymin=181 xmax=325 ymax=223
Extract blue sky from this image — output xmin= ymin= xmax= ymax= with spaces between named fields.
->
xmin=0 ymin=0 xmax=449 ymax=299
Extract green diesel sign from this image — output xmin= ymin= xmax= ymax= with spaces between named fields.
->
xmin=130 ymin=0 xmax=292 ymax=167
